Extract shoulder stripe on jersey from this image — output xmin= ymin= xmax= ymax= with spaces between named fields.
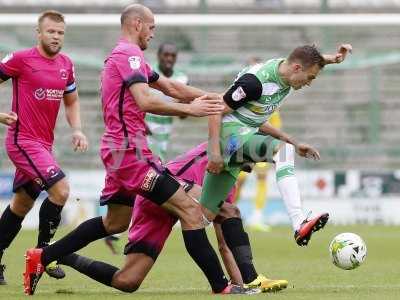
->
xmin=174 ymin=150 xmax=207 ymax=177
xmin=124 ymin=73 xmax=147 ymax=88
xmin=0 ymin=68 xmax=10 ymax=81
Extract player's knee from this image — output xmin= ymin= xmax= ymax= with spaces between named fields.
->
xmin=10 ymin=197 xmax=33 ymax=217
xmin=179 ymin=199 xmax=203 ymax=228
xmin=114 ymin=273 xmax=141 ymax=293
xmin=222 ymin=204 xmax=241 ymax=219
xmin=49 ymin=184 xmax=70 ymax=205
xmin=103 ymin=218 xmax=129 ymax=234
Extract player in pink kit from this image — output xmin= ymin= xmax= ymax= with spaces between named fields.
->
xmin=24 ymin=4 xmax=258 ymax=296
xmin=53 ymin=142 xmax=287 ymax=294
xmin=0 ymin=10 xmax=88 ymax=285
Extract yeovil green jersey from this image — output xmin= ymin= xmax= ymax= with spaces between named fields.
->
xmin=223 ymin=58 xmax=290 ymax=128
xmin=219 ymin=58 xmax=291 ymax=173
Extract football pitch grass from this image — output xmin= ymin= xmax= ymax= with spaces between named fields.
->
xmin=1 ymin=225 xmax=399 ymax=300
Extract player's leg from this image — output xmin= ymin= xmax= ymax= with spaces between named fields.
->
xmin=213 ymin=223 xmax=243 ymax=285
xmin=238 ymin=133 xmax=329 ymax=245
xmin=218 ymin=202 xmax=288 ymax=292
xmin=273 ymin=143 xmax=329 ymax=245
xmin=157 ymin=180 xmax=231 ymax=293
xmin=0 ymin=186 xmax=36 ymax=285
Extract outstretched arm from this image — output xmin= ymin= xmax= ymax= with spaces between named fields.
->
xmin=130 ymin=83 xmax=223 ymax=117
xmin=149 ymin=76 xmax=208 ymax=103
xmin=259 ymin=121 xmax=320 ymax=160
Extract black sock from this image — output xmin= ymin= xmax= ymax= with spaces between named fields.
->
xmin=182 ymin=229 xmax=228 ymax=293
xmin=59 ymin=253 xmax=118 ymax=286
xmin=0 ymin=205 xmax=24 ymax=259
xmin=221 ymin=217 xmax=258 ymax=284
xmin=37 ymin=198 xmax=63 ymax=248
xmin=41 ymin=217 xmax=108 ymax=266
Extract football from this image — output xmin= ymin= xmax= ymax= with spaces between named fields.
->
xmin=329 ymin=233 xmax=367 ymax=270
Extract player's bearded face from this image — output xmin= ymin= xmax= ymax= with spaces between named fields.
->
xmin=37 ymin=19 xmax=65 ymax=56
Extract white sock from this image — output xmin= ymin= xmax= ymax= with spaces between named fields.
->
xmin=274 ymin=143 xmax=305 ymax=231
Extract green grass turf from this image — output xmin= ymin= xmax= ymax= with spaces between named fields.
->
xmin=0 ymin=225 xmax=399 ymax=300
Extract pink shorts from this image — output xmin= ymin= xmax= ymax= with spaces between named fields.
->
xmin=124 ymin=195 xmax=177 ymax=260
xmin=100 ymin=146 xmax=179 ymax=207
xmin=6 ymin=139 xmax=65 ymax=200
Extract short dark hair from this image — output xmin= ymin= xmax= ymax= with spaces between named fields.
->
xmin=38 ymin=10 xmax=65 ymax=26
xmin=288 ymin=45 xmax=325 ymax=69
xmin=158 ymin=42 xmax=178 ymax=55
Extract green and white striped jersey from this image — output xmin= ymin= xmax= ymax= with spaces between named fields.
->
xmin=146 ymin=66 xmax=189 ymax=161
xmin=223 ymin=58 xmax=291 ymax=128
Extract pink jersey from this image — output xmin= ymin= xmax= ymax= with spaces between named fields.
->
xmin=100 ymin=38 xmax=159 ymax=149
xmin=167 ymin=142 xmax=236 ymax=203
xmin=0 ymin=47 xmax=76 ymax=147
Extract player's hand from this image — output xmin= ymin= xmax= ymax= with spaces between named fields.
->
xmin=72 ymin=129 xmax=89 ymax=152
xmin=0 ymin=112 xmax=17 ymax=126
xmin=207 ymin=153 xmax=224 ymax=174
xmin=189 ymin=95 xmax=224 ymax=117
xmin=295 ymin=143 xmax=320 ymax=160
xmin=334 ymin=44 xmax=352 ymax=63
xmin=323 ymin=44 xmax=352 ymax=65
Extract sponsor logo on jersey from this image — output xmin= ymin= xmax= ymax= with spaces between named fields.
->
xmin=232 ymin=86 xmax=246 ymax=101
xmin=34 ymin=88 xmax=46 ymax=100
xmin=1 ymin=53 xmax=13 ymax=64
xmin=141 ymin=169 xmax=159 ymax=192
xmin=262 ymin=83 xmax=280 ymax=96
xmin=60 ymin=69 xmax=68 ymax=80
xmin=128 ymin=56 xmax=141 ymax=70
xmin=34 ymin=88 xmax=64 ymax=101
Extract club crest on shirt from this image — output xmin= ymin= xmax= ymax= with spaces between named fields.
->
xmin=60 ymin=69 xmax=68 ymax=80
xmin=128 ymin=56 xmax=141 ymax=70
xmin=1 ymin=53 xmax=13 ymax=64
xmin=232 ymin=86 xmax=246 ymax=101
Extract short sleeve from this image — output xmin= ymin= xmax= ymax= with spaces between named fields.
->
xmin=115 ymin=50 xmax=149 ymax=88
xmin=0 ymin=52 xmax=22 ymax=80
xmin=64 ymin=60 xmax=77 ymax=94
xmin=146 ymin=63 xmax=160 ymax=83
xmin=223 ymin=73 xmax=263 ymax=110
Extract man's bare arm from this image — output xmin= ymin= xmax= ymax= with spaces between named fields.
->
xmin=130 ymin=83 xmax=223 ymax=117
xmin=63 ymin=91 xmax=88 ymax=152
xmin=259 ymin=121 xmax=320 ymax=160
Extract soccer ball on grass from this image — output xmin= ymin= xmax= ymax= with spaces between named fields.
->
xmin=329 ymin=233 xmax=367 ymax=270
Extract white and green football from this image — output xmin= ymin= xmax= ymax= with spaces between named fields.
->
xmin=329 ymin=233 xmax=367 ymax=270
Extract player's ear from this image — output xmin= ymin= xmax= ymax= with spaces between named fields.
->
xmin=292 ymin=63 xmax=302 ymax=73
xmin=134 ymin=17 xmax=143 ymax=32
